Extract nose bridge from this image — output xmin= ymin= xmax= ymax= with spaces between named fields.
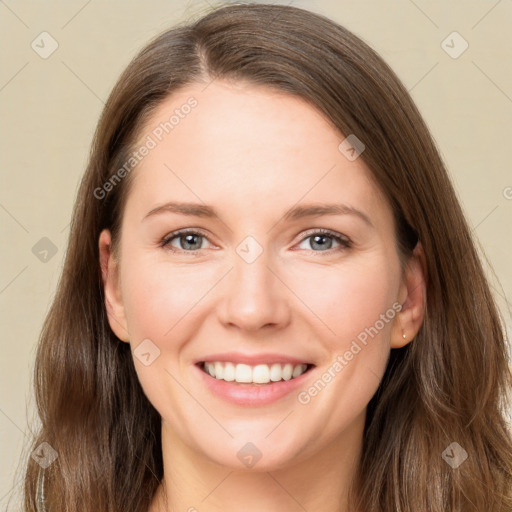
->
xmin=218 ymin=236 xmax=290 ymax=331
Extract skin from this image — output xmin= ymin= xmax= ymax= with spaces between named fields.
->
xmin=99 ymin=80 xmax=426 ymax=512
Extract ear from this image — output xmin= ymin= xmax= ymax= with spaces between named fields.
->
xmin=99 ymin=229 xmax=130 ymax=342
xmin=391 ymin=241 xmax=427 ymax=348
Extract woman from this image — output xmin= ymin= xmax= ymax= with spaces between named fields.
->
xmin=23 ymin=3 xmax=512 ymax=511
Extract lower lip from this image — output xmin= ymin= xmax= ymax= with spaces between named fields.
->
xmin=194 ymin=363 xmax=314 ymax=406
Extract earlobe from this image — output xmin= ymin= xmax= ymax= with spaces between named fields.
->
xmin=98 ymin=229 xmax=130 ymax=343
xmin=391 ymin=241 xmax=428 ymax=348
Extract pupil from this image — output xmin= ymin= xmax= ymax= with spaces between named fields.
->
xmin=183 ymin=234 xmax=201 ymax=250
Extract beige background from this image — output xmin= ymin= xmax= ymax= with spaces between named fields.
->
xmin=1 ymin=0 xmax=511 ymax=507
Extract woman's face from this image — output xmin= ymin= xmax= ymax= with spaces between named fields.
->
xmin=100 ymin=80 xmax=422 ymax=470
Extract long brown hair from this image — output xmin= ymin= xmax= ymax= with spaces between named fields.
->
xmin=20 ymin=3 xmax=512 ymax=511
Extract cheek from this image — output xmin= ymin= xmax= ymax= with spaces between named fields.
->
xmin=289 ymin=257 xmax=399 ymax=344
xmin=121 ymin=258 xmax=217 ymax=340
xmin=293 ymin=258 xmax=400 ymax=422
xmin=119 ymin=258 xmax=215 ymax=427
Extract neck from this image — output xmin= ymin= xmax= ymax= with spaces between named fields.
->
xmin=151 ymin=412 xmax=365 ymax=512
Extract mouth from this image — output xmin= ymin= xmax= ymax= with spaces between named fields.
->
xmin=196 ymin=361 xmax=315 ymax=385
xmin=193 ymin=353 xmax=317 ymax=406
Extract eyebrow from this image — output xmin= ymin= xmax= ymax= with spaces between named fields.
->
xmin=142 ymin=201 xmax=374 ymax=228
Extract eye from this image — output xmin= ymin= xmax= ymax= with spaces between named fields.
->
xmin=296 ymin=229 xmax=351 ymax=253
xmin=161 ymin=229 xmax=212 ymax=253
xmin=160 ymin=228 xmax=352 ymax=255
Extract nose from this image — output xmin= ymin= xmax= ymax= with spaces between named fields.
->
xmin=216 ymin=248 xmax=291 ymax=333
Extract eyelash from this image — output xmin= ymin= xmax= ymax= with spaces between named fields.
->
xmin=159 ymin=228 xmax=352 ymax=255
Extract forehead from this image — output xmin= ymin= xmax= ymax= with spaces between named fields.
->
xmin=125 ymin=80 xmax=391 ymax=227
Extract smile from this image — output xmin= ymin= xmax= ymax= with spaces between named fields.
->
xmin=193 ymin=352 xmax=317 ymax=406
xmin=200 ymin=361 xmax=312 ymax=384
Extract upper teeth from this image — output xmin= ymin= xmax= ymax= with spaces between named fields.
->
xmin=203 ymin=362 xmax=308 ymax=383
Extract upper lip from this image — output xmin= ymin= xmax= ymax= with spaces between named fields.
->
xmin=195 ymin=352 xmax=314 ymax=366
